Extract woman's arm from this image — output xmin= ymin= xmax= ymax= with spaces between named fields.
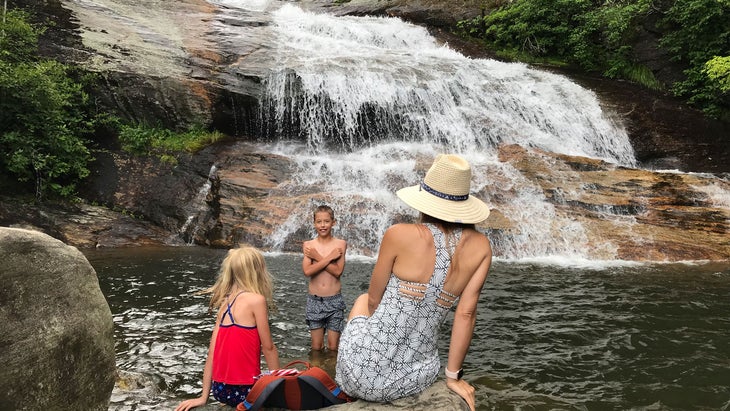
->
xmin=253 ymin=295 xmax=280 ymax=370
xmin=366 ymin=226 xmax=400 ymax=314
xmin=175 ymin=307 xmax=222 ymax=411
xmin=445 ymin=244 xmax=492 ymax=411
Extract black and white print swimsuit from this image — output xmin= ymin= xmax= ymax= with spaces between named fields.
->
xmin=335 ymin=224 xmax=462 ymax=402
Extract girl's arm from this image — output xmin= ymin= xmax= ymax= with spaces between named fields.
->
xmin=175 ymin=308 xmax=222 ymax=411
xmin=366 ymin=227 xmax=399 ymax=314
xmin=253 ymin=295 xmax=280 ymax=370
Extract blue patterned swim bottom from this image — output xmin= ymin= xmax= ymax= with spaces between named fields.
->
xmin=212 ymin=380 xmax=253 ymax=407
xmin=306 ymin=293 xmax=346 ymax=332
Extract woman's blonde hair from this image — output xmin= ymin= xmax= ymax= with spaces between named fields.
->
xmin=204 ymin=246 xmax=275 ymax=312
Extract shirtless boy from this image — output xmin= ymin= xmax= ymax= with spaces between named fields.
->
xmin=302 ymin=205 xmax=347 ymax=351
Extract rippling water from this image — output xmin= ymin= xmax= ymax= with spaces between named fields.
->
xmin=84 ymin=247 xmax=730 ymax=410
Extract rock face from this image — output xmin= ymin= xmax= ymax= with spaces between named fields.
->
xmin=4 ymin=139 xmax=728 ymax=261
xmin=495 ymin=144 xmax=730 ymax=261
xmin=2 ymin=0 xmax=727 ymax=260
xmin=19 ymin=0 xmax=728 ymax=173
xmin=0 ymin=227 xmax=116 ymax=411
xmin=0 ymin=194 xmax=183 ymax=248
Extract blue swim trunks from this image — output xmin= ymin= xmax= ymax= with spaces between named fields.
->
xmin=306 ymin=293 xmax=346 ymax=332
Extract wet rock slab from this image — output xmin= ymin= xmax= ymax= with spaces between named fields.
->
xmin=172 ymin=380 xmax=469 ymax=410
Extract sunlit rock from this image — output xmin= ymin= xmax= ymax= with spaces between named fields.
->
xmin=495 ymin=144 xmax=730 ymax=260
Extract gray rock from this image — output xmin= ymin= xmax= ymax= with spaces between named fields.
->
xmin=0 ymin=227 xmax=116 ymax=411
xmin=182 ymin=380 xmax=468 ymax=410
xmin=329 ymin=381 xmax=470 ymax=410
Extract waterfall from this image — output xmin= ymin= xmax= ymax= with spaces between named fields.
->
xmin=260 ymin=5 xmax=636 ymax=166
xmin=179 ymin=165 xmax=217 ymax=245
xmin=219 ymin=3 xmax=708 ymax=261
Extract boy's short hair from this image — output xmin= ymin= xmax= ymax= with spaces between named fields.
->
xmin=314 ymin=205 xmax=335 ymax=220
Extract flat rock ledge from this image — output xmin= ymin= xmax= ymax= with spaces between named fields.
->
xmin=170 ymin=381 xmax=469 ymax=410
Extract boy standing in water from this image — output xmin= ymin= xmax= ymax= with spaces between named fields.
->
xmin=302 ymin=205 xmax=347 ymax=351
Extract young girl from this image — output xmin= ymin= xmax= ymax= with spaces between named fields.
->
xmin=176 ymin=247 xmax=280 ymax=411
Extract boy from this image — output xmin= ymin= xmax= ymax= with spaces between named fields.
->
xmin=302 ymin=205 xmax=347 ymax=351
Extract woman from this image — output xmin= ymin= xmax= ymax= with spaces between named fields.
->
xmin=335 ymin=154 xmax=492 ymax=411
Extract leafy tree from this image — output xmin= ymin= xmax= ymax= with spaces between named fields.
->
xmin=705 ymin=56 xmax=730 ymax=92
xmin=659 ymin=0 xmax=730 ymax=119
xmin=0 ymin=9 xmax=94 ymax=200
xmin=457 ymin=0 xmax=729 ymax=119
xmin=571 ymin=0 xmax=655 ymax=86
xmin=474 ymin=0 xmax=593 ymax=58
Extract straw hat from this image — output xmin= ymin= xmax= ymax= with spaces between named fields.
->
xmin=396 ymin=154 xmax=490 ymax=224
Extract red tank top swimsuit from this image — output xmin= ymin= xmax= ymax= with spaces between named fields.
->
xmin=212 ymin=292 xmax=261 ymax=385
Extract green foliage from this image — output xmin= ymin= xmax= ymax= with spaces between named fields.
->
xmin=0 ymin=10 xmax=94 ymax=200
xmin=659 ymin=0 xmax=730 ymax=118
xmin=0 ymin=9 xmax=42 ymax=63
xmin=459 ymin=0 xmax=654 ymax=80
xmin=474 ymin=0 xmax=593 ymax=57
xmin=705 ymin=56 xmax=730 ymax=92
xmin=571 ymin=0 xmax=652 ymax=74
xmin=457 ymin=0 xmax=729 ymax=118
xmin=118 ymin=123 xmax=226 ymax=158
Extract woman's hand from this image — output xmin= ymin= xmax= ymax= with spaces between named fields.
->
xmin=174 ymin=396 xmax=207 ymax=411
xmin=445 ymin=378 xmax=476 ymax=411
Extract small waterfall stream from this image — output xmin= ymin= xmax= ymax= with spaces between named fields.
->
xmin=208 ymin=2 xmax=725 ymax=261
xmin=179 ymin=165 xmax=217 ymax=244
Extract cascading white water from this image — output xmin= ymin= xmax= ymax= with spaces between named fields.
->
xmin=250 ymin=4 xmax=644 ymax=260
xmin=212 ymin=2 xmax=662 ymax=260
xmin=261 ymin=5 xmax=636 ymax=166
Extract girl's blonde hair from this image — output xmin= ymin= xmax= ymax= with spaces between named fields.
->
xmin=204 ymin=246 xmax=275 ymax=312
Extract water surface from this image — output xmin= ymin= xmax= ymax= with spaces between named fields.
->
xmin=85 ymin=247 xmax=730 ymax=410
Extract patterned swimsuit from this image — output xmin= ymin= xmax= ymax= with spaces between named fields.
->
xmin=335 ymin=224 xmax=461 ymax=401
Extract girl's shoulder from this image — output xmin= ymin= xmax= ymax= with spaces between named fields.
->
xmin=238 ymin=290 xmax=265 ymax=300
xmin=227 ymin=290 xmax=264 ymax=304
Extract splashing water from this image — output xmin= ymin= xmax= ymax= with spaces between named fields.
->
xmin=209 ymin=3 xmax=727 ymax=261
xmin=179 ymin=165 xmax=217 ymax=244
xmin=261 ymin=5 xmax=636 ymax=165
xmin=249 ymin=4 xmax=641 ymax=260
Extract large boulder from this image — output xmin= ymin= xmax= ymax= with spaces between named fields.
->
xmin=0 ymin=227 xmax=116 ymax=411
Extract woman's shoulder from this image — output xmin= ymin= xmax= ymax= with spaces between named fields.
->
xmin=459 ymin=228 xmax=491 ymax=252
xmin=387 ymin=222 xmax=425 ymax=232
xmin=383 ymin=223 xmax=427 ymax=239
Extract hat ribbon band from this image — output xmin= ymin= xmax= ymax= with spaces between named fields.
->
xmin=420 ymin=182 xmax=469 ymax=201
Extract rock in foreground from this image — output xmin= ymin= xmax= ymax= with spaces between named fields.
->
xmin=0 ymin=227 xmax=116 ymax=411
xmin=175 ymin=380 xmax=469 ymax=410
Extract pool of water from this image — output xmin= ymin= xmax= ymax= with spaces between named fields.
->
xmin=84 ymin=246 xmax=730 ymax=410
